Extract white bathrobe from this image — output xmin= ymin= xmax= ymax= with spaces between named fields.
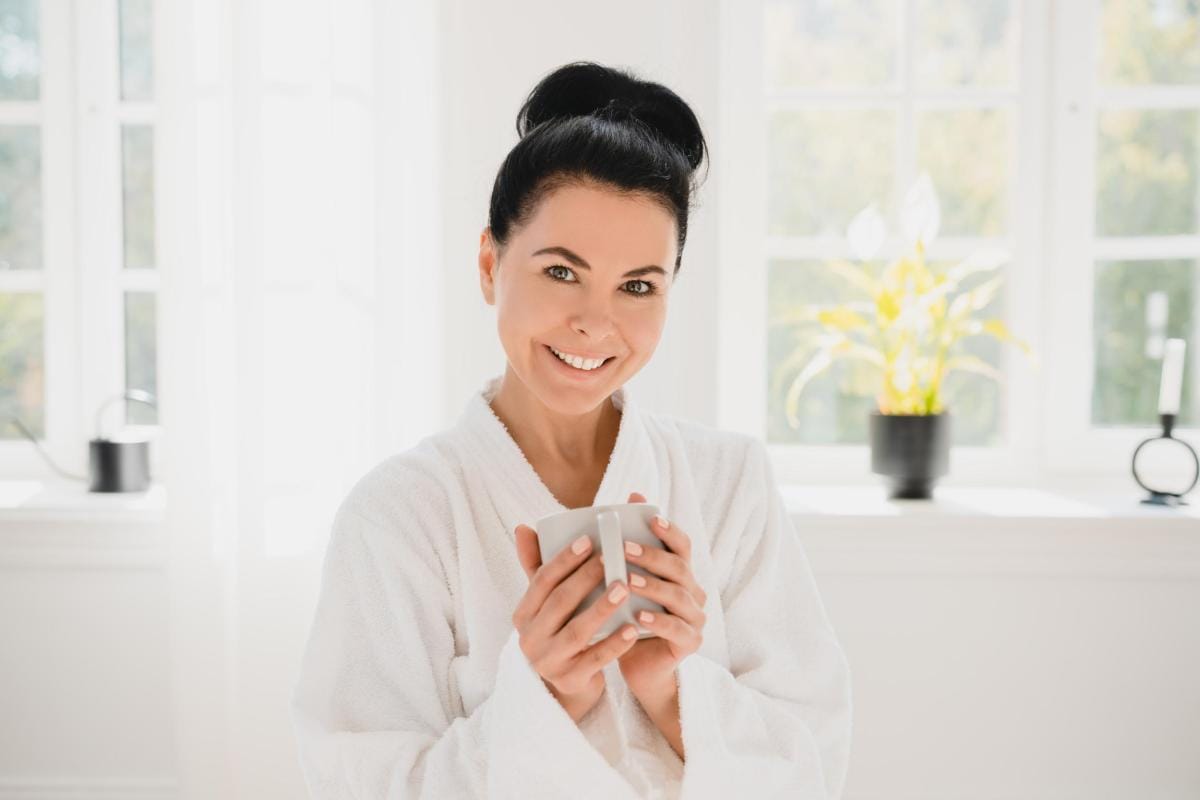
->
xmin=290 ymin=374 xmax=853 ymax=799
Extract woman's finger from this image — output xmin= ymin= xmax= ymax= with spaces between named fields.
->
xmin=511 ymin=527 xmax=595 ymax=631
xmin=554 ymin=572 xmax=635 ymax=655
xmin=627 ymin=569 xmax=706 ymax=627
xmin=513 ymin=524 xmax=542 ymax=579
xmin=646 ymin=513 xmax=691 ymax=561
xmin=555 ymin=622 xmax=639 ymax=692
xmin=524 ymin=551 xmax=607 ymax=643
xmin=623 ymin=540 xmax=705 ymax=605
xmin=635 ymin=608 xmax=702 ymax=651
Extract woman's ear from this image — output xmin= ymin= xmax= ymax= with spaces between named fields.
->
xmin=478 ymin=227 xmax=498 ymax=306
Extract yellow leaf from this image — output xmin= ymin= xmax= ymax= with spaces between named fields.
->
xmin=876 ymin=288 xmax=900 ymax=324
xmin=882 ymin=256 xmax=914 ymax=291
xmin=816 ymin=307 xmax=870 ymax=331
xmin=981 ymin=318 xmax=1034 ymax=356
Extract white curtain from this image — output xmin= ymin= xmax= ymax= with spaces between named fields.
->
xmin=154 ymin=0 xmax=441 ymax=795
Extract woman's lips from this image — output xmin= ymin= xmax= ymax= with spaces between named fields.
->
xmin=544 ymin=344 xmax=616 ymax=377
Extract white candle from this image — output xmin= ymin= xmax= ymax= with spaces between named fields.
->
xmin=1157 ymin=338 xmax=1186 ymax=416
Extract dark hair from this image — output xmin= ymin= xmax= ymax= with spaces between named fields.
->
xmin=487 ymin=61 xmax=709 ymax=277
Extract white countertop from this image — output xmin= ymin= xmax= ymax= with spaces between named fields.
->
xmin=0 ymin=478 xmax=168 ymax=523
xmin=781 ymin=483 xmax=1200 ymax=520
xmin=0 ymin=476 xmax=1196 ymax=524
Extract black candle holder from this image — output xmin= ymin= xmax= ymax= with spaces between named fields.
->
xmin=1131 ymin=413 xmax=1199 ymax=507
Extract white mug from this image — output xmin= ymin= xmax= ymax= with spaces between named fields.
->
xmin=534 ymin=502 xmax=668 ymax=645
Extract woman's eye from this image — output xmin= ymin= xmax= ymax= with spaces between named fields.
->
xmin=543 ymin=265 xmax=658 ymax=297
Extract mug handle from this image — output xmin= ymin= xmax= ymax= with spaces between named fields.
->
xmin=596 ymin=509 xmax=629 ymax=598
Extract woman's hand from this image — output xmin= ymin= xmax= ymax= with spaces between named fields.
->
xmin=617 ymin=492 xmax=708 ymax=700
xmin=512 ymin=523 xmax=640 ymax=724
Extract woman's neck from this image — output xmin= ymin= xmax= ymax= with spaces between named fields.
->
xmin=488 ymin=365 xmax=621 ymax=469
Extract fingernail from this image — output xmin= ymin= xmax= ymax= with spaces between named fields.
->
xmin=571 ymin=535 xmax=591 ymax=555
xmin=622 ymin=626 xmax=637 ymax=641
xmin=625 ymin=540 xmax=642 ymax=556
xmin=639 ymin=610 xmax=654 ymax=623
xmin=630 ymin=573 xmax=646 ymax=588
xmin=653 ymin=514 xmax=669 ymax=529
xmin=608 ymin=582 xmax=627 ymax=603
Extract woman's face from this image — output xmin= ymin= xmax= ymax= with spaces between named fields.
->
xmin=479 ymin=180 xmax=677 ymax=415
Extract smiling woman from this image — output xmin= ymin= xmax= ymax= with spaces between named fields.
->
xmin=292 ymin=61 xmax=852 ymax=800
xmin=477 ymin=60 xmax=708 ymax=434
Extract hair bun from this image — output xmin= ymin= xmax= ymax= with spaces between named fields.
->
xmin=517 ymin=61 xmax=707 ymax=173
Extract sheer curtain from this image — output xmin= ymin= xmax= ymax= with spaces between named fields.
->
xmin=154 ymin=0 xmax=441 ymax=795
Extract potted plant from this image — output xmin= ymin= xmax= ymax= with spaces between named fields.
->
xmin=773 ymin=174 xmax=1037 ymax=499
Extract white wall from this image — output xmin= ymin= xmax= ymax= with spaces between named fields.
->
xmin=3 ymin=506 xmax=1198 ymax=799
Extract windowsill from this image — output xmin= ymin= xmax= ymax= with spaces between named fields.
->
xmin=0 ymin=477 xmax=1196 ymax=525
xmin=0 ymin=478 xmax=1194 ymax=578
xmin=0 ymin=477 xmax=167 ymax=524
xmin=782 ymin=481 xmax=1200 ymax=578
xmin=781 ymin=482 xmax=1200 ymax=521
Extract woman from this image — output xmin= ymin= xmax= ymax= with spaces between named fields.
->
xmin=290 ymin=61 xmax=853 ymax=799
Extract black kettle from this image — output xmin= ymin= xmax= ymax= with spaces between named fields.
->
xmin=89 ymin=389 xmax=158 ymax=493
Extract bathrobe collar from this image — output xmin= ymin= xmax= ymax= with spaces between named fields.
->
xmin=456 ymin=373 xmax=663 ymax=533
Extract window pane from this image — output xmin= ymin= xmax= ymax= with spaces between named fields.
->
xmin=768 ymin=109 xmax=895 ymax=237
xmin=1096 ymin=109 xmax=1200 ymax=237
xmin=1099 ymin=0 xmax=1200 ymax=86
xmin=124 ymin=291 xmax=158 ymax=425
xmin=1093 ymin=259 xmax=1197 ymax=427
xmin=764 ymin=0 xmax=898 ymax=89
xmin=0 ymin=0 xmax=39 ymax=100
xmin=0 ymin=125 xmax=41 ymax=271
xmin=118 ymin=0 xmax=153 ymax=101
xmin=0 ymin=292 xmax=43 ymax=438
xmin=914 ymin=0 xmax=1018 ymax=89
xmin=917 ymin=109 xmax=1010 ymax=237
xmin=121 ymin=124 xmax=155 ymax=269
xmin=767 ymin=259 xmax=1003 ymax=445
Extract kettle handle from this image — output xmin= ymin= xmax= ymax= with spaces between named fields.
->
xmin=94 ymin=389 xmax=158 ymax=439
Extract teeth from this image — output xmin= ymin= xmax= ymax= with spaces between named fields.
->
xmin=550 ymin=346 xmax=607 ymax=371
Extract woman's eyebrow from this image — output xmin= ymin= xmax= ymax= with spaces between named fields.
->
xmin=531 ymin=246 xmax=666 ymax=278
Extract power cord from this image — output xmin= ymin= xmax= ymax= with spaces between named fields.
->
xmin=5 ymin=416 xmax=89 ymax=482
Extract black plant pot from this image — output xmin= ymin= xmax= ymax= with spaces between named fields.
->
xmin=869 ymin=411 xmax=951 ymax=500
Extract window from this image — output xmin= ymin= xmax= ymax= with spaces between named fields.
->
xmin=1090 ymin=0 xmax=1199 ymax=428
xmin=0 ymin=0 xmax=158 ymax=477
xmin=719 ymin=0 xmax=1198 ymax=483
xmin=762 ymin=0 xmax=1022 ymax=448
xmin=0 ymin=0 xmax=45 ymax=441
xmin=1044 ymin=0 xmax=1200 ymax=475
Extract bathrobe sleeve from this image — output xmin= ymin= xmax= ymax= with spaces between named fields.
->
xmin=289 ymin=487 xmax=647 ymax=800
xmin=674 ymin=437 xmax=853 ymax=800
